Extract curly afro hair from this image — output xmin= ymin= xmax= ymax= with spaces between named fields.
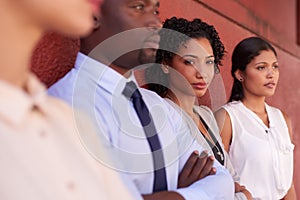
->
xmin=157 ymin=17 xmax=225 ymax=67
xmin=146 ymin=17 xmax=225 ymax=97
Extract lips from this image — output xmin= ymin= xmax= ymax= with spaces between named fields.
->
xmin=264 ymin=82 xmax=276 ymax=88
xmin=142 ymin=34 xmax=160 ymax=49
xmin=192 ymin=82 xmax=207 ymax=90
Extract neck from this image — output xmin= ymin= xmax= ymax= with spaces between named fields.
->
xmin=242 ymin=96 xmax=266 ymax=114
xmin=0 ymin=2 xmax=42 ymax=88
xmin=81 ymin=41 xmax=132 ymax=77
xmin=166 ymin=88 xmax=196 ymax=116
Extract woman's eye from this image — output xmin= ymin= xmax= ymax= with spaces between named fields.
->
xmin=273 ymin=65 xmax=279 ymax=69
xmin=153 ymin=9 xmax=159 ymax=15
xmin=257 ymin=66 xmax=265 ymax=71
xmin=184 ymin=60 xmax=194 ymax=65
xmin=206 ymin=59 xmax=215 ymax=66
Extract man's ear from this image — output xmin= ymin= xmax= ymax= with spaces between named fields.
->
xmin=234 ymin=69 xmax=244 ymax=82
xmin=93 ymin=15 xmax=101 ymax=30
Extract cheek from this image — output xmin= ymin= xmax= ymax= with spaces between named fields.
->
xmin=207 ymin=67 xmax=215 ymax=79
xmin=275 ymin=72 xmax=280 ymax=82
xmin=180 ymin=69 xmax=194 ymax=80
xmin=200 ymin=66 xmax=215 ymax=83
xmin=171 ymin=63 xmax=192 ymax=79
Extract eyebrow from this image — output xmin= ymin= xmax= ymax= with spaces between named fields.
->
xmin=182 ymin=54 xmax=214 ymax=59
xmin=255 ymin=61 xmax=278 ymax=65
xmin=156 ymin=1 xmax=160 ymax=7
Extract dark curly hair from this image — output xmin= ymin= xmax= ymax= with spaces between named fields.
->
xmin=145 ymin=17 xmax=225 ymax=97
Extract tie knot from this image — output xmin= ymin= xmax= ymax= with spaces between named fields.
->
xmin=122 ymin=81 xmax=141 ymax=99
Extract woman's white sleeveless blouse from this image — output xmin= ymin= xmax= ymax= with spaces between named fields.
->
xmin=222 ymin=101 xmax=294 ymax=200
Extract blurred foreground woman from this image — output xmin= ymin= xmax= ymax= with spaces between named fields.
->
xmin=0 ymin=0 xmax=135 ymax=199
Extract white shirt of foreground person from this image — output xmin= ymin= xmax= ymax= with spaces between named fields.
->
xmin=49 ymin=53 xmax=234 ymax=200
xmin=0 ymin=74 xmax=137 ymax=200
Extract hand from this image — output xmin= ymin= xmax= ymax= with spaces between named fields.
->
xmin=143 ymin=191 xmax=185 ymax=200
xmin=235 ymin=182 xmax=253 ymax=200
xmin=178 ymin=150 xmax=216 ymax=188
xmin=234 ymin=182 xmax=245 ymax=192
xmin=240 ymin=189 xmax=253 ymax=200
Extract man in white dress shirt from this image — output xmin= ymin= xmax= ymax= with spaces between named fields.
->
xmin=49 ymin=0 xmax=234 ymax=199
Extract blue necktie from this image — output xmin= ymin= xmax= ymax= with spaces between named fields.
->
xmin=123 ymin=81 xmax=168 ymax=192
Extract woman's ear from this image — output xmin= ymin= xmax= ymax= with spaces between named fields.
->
xmin=234 ymin=70 xmax=244 ymax=82
xmin=161 ymin=64 xmax=169 ymax=74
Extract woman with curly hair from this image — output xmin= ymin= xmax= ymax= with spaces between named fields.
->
xmin=146 ymin=17 xmax=252 ymax=199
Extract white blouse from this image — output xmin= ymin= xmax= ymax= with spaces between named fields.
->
xmin=222 ymin=101 xmax=294 ymax=199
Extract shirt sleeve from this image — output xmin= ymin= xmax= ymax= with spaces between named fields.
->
xmin=175 ymin=141 xmax=235 ymax=200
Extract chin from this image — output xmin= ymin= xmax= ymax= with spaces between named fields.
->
xmin=194 ymin=90 xmax=207 ymax=98
xmin=264 ymin=91 xmax=276 ymax=97
xmin=138 ymin=48 xmax=157 ymax=64
xmin=57 ymin=20 xmax=93 ymax=37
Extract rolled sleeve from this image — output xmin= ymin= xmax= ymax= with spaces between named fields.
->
xmin=176 ymin=160 xmax=234 ymax=200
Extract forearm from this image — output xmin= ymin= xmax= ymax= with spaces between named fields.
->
xmin=176 ymin=164 xmax=234 ymax=199
xmin=234 ymin=189 xmax=252 ymax=200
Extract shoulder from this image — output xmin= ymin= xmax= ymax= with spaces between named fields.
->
xmin=45 ymin=95 xmax=73 ymax=113
xmin=267 ymin=104 xmax=293 ymax=138
xmin=281 ymin=110 xmax=291 ymax=122
xmin=214 ymin=106 xmax=229 ymax=121
xmin=194 ymin=105 xmax=216 ymax=123
xmin=266 ymin=104 xmax=289 ymax=124
xmin=273 ymin=106 xmax=292 ymax=130
xmin=140 ymin=88 xmax=186 ymax=126
xmin=214 ymin=105 xmax=232 ymax=132
xmin=48 ymin=68 xmax=77 ymax=96
xmin=140 ymin=88 xmax=174 ymax=109
xmin=222 ymin=101 xmax=241 ymax=110
xmin=194 ymin=105 xmax=213 ymax=116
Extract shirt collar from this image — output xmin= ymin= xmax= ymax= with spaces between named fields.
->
xmin=75 ymin=52 xmax=138 ymax=97
xmin=0 ymin=73 xmax=47 ymax=125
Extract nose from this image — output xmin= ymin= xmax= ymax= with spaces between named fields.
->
xmin=147 ymin=17 xmax=162 ymax=31
xmin=196 ymin=67 xmax=208 ymax=80
xmin=267 ymin=67 xmax=275 ymax=78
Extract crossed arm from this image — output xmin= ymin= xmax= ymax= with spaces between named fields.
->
xmin=143 ymin=150 xmax=216 ymax=200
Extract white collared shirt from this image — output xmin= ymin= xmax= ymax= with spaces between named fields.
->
xmin=0 ymin=74 xmax=135 ymax=200
xmin=49 ymin=53 xmax=234 ymax=200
